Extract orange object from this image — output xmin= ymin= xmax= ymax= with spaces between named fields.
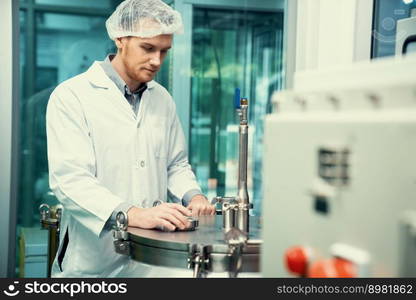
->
xmin=284 ymin=246 xmax=310 ymax=276
xmin=308 ymin=258 xmax=356 ymax=278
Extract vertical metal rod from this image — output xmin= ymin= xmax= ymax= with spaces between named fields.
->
xmin=217 ymin=95 xmax=251 ymax=233
xmin=237 ymin=124 xmax=249 ymax=204
xmin=47 ymin=227 xmax=58 ymax=278
xmin=236 ymin=99 xmax=250 ymax=233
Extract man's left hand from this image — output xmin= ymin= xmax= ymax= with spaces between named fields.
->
xmin=187 ymin=195 xmax=216 ymax=216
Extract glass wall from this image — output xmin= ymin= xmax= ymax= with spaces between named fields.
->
xmin=20 ymin=13 xmax=114 ymax=227
xmin=372 ymin=0 xmax=416 ymax=58
xmin=17 ymin=0 xmax=123 ymax=277
xmin=190 ymin=7 xmax=284 ymax=216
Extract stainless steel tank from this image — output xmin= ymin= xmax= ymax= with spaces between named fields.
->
xmin=114 ymin=215 xmax=261 ymax=277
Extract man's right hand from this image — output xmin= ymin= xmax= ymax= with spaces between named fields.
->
xmin=127 ymin=203 xmax=192 ymax=231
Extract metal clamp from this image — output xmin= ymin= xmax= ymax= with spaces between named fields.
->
xmin=187 ymin=244 xmax=211 ymax=278
xmin=225 ymin=227 xmax=248 ymax=278
xmin=153 ymin=200 xmax=199 ymax=231
xmin=116 ymin=211 xmax=128 ymax=231
xmin=212 ymin=197 xmax=253 ymax=233
xmin=152 ymin=199 xmax=163 ymax=207
xmin=181 ymin=217 xmax=199 ymax=232
xmin=113 ymin=211 xmax=130 ymax=256
xmin=39 ymin=204 xmax=50 ymax=222
xmin=39 ymin=204 xmax=62 ymax=229
xmin=55 ymin=206 xmax=62 ymax=223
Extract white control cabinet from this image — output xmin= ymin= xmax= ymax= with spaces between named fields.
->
xmin=262 ymin=55 xmax=416 ymax=277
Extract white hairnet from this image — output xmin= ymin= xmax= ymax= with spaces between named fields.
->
xmin=106 ymin=0 xmax=184 ymax=40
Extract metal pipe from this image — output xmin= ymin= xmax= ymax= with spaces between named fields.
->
xmin=236 ymin=98 xmax=250 ymax=233
xmin=236 ymin=203 xmax=249 ymax=233
xmin=237 ymin=124 xmax=249 ymax=204
xmin=39 ymin=204 xmax=62 ymax=277
xmin=47 ymin=227 xmax=59 ymax=278
xmin=213 ymin=95 xmax=252 ymax=233
xmin=223 ymin=202 xmax=236 ymax=232
xmin=237 ymin=99 xmax=249 ymax=205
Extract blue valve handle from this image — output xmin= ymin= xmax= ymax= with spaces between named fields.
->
xmin=234 ymin=88 xmax=241 ymax=109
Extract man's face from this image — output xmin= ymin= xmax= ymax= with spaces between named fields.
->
xmin=116 ymin=34 xmax=172 ymax=84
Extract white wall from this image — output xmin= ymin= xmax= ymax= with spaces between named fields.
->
xmin=295 ymin=0 xmax=373 ymax=74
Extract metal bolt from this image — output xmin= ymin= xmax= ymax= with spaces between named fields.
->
xmin=119 ymin=243 xmax=126 ymax=251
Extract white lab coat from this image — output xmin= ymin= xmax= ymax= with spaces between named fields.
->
xmin=46 ymin=61 xmax=201 ymax=277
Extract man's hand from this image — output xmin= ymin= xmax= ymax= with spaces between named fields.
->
xmin=187 ymin=194 xmax=216 ymax=216
xmin=127 ymin=203 xmax=191 ymax=231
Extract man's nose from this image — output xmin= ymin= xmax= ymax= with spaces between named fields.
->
xmin=149 ymin=53 xmax=161 ymax=67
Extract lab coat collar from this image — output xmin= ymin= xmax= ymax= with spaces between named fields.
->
xmin=85 ymin=61 xmax=157 ymax=90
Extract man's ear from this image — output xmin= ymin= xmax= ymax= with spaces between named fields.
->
xmin=114 ymin=37 xmax=126 ymax=51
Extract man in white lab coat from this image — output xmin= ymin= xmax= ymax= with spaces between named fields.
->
xmin=46 ymin=0 xmax=215 ymax=277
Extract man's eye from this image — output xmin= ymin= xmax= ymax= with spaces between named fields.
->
xmin=142 ymin=46 xmax=153 ymax=51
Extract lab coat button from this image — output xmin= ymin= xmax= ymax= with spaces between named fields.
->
xmin=142 ymin=198 xmax=148 ymax=207
xmin=140 ymin=160 xmax=145 ymax=168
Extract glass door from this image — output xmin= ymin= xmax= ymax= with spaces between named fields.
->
xmin=189 ymin=7 xmax=284 ymax=215
xmin=17 ymin=0 xmax=123 ymax=277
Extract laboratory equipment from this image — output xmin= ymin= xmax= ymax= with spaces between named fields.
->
xmin=39 ymin=203 xmax=62 ymax=277
xmin=262 ymin=54 xmax=416 ymax=277
xmin=113 ymin=90 xmax=261 ymax=277
xmin=113 ymin=213 xmax=261 ymax=277
xmin=212 ymin=90 xmax=253 ymax=234
xmin=152 ymin=200 xmax=199 ymax=231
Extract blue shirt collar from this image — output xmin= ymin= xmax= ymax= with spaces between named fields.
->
xmin=101 ymin=54 xmax=147 ymax=96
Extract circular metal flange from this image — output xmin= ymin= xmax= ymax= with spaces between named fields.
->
xmin=124 ymin=215 xmax=261 ymax=272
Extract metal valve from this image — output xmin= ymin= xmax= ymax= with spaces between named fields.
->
xmin=225 ymin=227 xmax=247 ymax=278
xmin=187 ymin=244 xmax=211 ymax=278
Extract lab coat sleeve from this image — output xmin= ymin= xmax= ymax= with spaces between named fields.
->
xmin=46 ymin=85 xmax=125 ymax=237
xmin=166 ymin=111 xmax=202 ymax=201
